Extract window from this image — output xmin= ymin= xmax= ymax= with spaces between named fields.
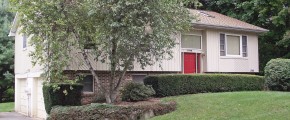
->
xmin=242 ymin=36 xmax=248 ymax=57
xmin=132 ymin=75 xmax=146 ymax=83
xmin=227 ymin=35 xmax=240 ymax=55
xmin=23 ymin=34 xmax=27 ymax=48
xmin=181 ymin=34 xmax=202 ymax=49
xmin=220 ymin=34 xmax=226 ymax=56
xmin=220 ymin=34 xmax=247 ymax=57
xmin=81 ymin=75 xmax=94 ymax=92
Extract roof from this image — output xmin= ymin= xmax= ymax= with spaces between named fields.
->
xmin=189 ymin=9 xmax=268 ymax=33
xmin=9 ymin=9 xmax=268 ymax=37
xmin=8 ymin=13 xmax=19 ymax=37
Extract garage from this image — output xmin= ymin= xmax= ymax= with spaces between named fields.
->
xmin=35 ymin=79 xmax=46 ymax=118
xmin=16 ymin=77 xmax=47 ymax=119
xmin=18 ymin=78 xmax=28 ymax=115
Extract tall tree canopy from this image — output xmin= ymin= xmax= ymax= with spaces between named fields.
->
xmin=11 ymin=0 xmax=197 ymax=103
xmin=197 ymin=0 xmax=290 ymax=74
xmin=0 ymin=0 xmax=15 ymax=102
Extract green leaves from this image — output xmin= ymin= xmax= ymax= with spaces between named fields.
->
xmin=0 ymin=0 xmax=14 ymax=102
xmin=11 ymin=0 xmax=196 ymax=102
xmin=265 ymin=58 xmax=290 ymax=91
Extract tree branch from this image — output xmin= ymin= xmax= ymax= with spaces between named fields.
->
xmin=72 ymin=29 xmax=105 ymax=93
xmin=113 ymin=56 xmax=133 ymax=91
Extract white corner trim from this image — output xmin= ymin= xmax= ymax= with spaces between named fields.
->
xmin=8 ymin=32 xmax=16 ymax=37
xmin=15 ymin=71 xmax=43 ymax=78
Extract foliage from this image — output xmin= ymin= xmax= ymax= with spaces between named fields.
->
xmin=0 ymin=0 xmax=15 ymax=103
xmin=43 ymin=83 xmax=83 ymax=114
xmin=151 ymin=91 xmax=290 ymax=120
xmin=121 ymin=82 xmax=155 ymax=102
xmin=10 ymin=0 xmax=197 ymax=103
xmin=0 ymin=102 xmax=14 ymax=112
xmin=197 ymin=0 xmax=290 ymax=74
xmin=264 ymin=58 xmax=290 ymax=91
xmin=2 ymin=88 xmax=14 ymax=102
xmin=49 ymin=102 xmax=176 ymax=120
xmin=144 ymin=74 xmax=265 ymax=97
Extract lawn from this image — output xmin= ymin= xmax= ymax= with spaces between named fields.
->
xmin=0 ymin=102 xmax=14 ymax=112
xmin=151 ymin=91 xmax=290 ymax=120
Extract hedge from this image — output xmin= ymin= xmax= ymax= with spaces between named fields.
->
xmin=264 ymin=58 xmax=290 ymax=91
xmin=49 ymin=102 xmax=176 ymax=120
xmin=43 ymin=83 xmax=83 ymax=114
xmin=144 ymin=74 xmax=265 ymax=97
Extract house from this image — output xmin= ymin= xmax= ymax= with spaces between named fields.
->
xmin=9 ymin=9 xmax=268 ymax=119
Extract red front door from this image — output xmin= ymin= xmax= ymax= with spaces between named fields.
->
xmin=183 ymin=53 xmax=200 ymax=74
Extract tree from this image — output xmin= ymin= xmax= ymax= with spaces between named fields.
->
xmin=196 ymin=0 xmax=290 ymax=74
xmin=0 ymin=0 xmax=15 ymax=102
xmin=11 ymin=0 xmax=197 ymax=103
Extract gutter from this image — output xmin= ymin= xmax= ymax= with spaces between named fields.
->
xmin=192 ymin=23 xmax=269 ymax=34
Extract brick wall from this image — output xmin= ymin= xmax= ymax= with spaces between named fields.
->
xmin=64 ymin=71 xmax=179 ymax=104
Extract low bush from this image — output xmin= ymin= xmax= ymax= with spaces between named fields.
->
xmin=49 ymin=101 xmax=176 ymax=120
xmin=144 ymin=74 xmax=264 ymax=97
xmin=2 ymin=88 xmax=14 ymax=102
xmin=121 ymin=82 xmax=155 ymax=102
xmin=264 ymin=58 xmax=290 ymax=91
xmin=43 ymin=83 xmax=83 ymax=114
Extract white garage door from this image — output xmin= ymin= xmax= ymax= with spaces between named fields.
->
xmin=19 ymin=79 xmax=28 ymax=115
xmin=36 ymin=79 xmax=46 ymax=119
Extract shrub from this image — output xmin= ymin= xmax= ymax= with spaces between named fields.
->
xmin=144 ymin=74 xmax=264 ymax=97
xmin=43 ymin=83 xmax=83 ymax=114
xmin=2 ymin=88 xmax=14 ymax=102
xmin=121 ymin=82 xmax=155 ymax=102
xmin=264 ymin=58 xmax=290 ymax=91
xmin=49 ymin=102 xmax=176 ymax=120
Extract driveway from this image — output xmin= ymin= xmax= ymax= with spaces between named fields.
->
xmin=0 ymin=112 xmax=39 ymax=120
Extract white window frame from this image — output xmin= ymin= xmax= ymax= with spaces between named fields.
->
xmin=181 ymin=34 xmax=202 ymax=51
xmin=224 ymin=33 xmax=242 ymax=57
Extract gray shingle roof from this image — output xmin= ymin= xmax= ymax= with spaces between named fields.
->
xmin=189 ymin=9 xmax=268 ymax=33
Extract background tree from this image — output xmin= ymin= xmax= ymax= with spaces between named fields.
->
xmin=196 ymin=0 xmax=290 ymax=74
xmin=0 ymin=0 xmax=15 ymax=102
xmin=11 ymin=0 xmax=197 ymax=103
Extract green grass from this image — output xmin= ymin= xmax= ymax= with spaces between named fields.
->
xmin=0 ymin=102 xmax=14 ymax=112
xmin=151 ymin=91 xmax=290 ymax=120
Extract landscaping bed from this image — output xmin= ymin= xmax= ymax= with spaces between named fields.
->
xmin=49 ymin=99 xmax=176 ymax=120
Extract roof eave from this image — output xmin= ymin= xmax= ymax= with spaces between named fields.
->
xmin=192 ymin=23 xmax=269 ymax=34
xmin=8 ymin=13 xmax=19 ymax=37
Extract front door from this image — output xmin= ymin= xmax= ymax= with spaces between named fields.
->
xmin=183 ymin=53 xmax=200 ymax=74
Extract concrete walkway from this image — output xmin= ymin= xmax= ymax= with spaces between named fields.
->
xmin=0 ymin=112 xmax=38 ymax=120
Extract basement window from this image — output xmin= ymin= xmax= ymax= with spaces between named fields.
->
xmin=132 ymin=75 xmax=146 ymax=83
xmin=81 ymin=75 xmax=94 ymax=92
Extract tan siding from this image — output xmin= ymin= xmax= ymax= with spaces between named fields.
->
xmin=15 ymin=28 xmax=43 ymax=75
xmin=66 ymin=36 xmax=181 ymax=72
xmin=131 ymin=35 xmax=181 ymax=71
xmin=205 ymin=29 xmax=259 ymax=72
xmin=201 ymin=30 xmax=207 ymax=72
xmin=247 ymin=34 xmax=259 ymax=72
xmin=206 ymin=30 xmax=219 ymax=72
